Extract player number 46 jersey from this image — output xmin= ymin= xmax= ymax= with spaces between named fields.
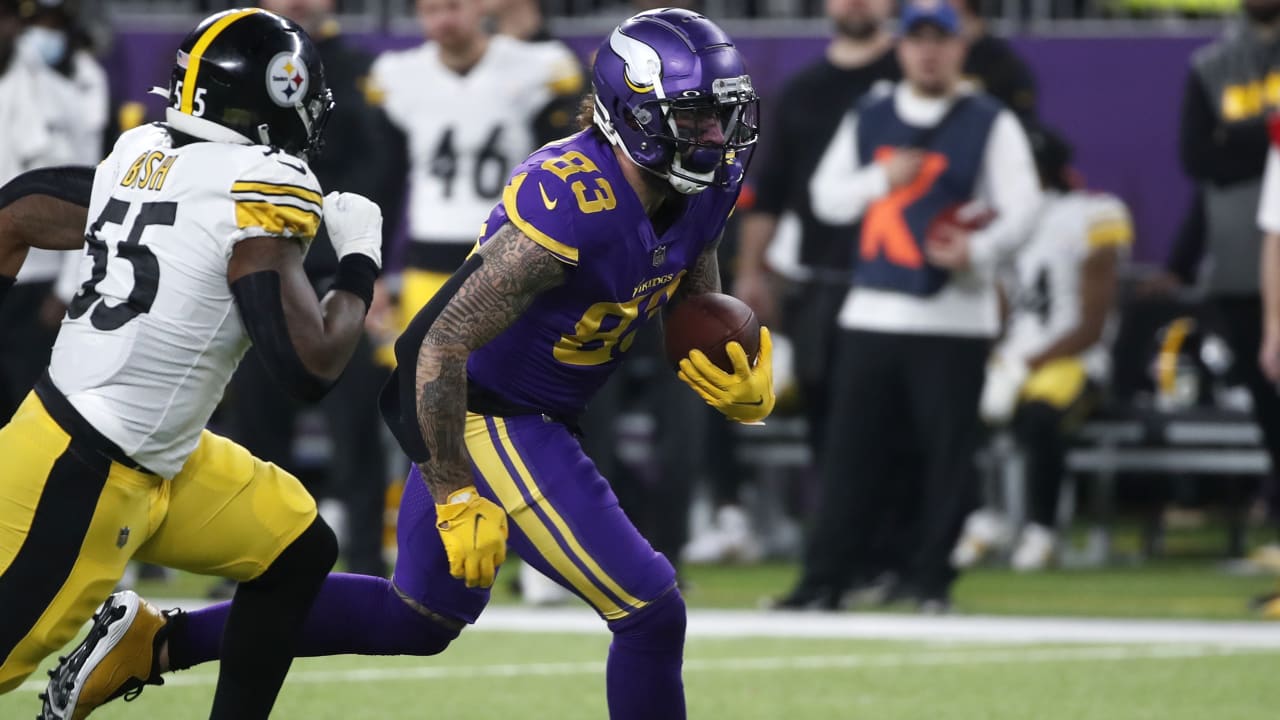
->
xmin=48 ymin=123 xmax=323 ymax=478
xmin=998 ymin=191 xmax=1132 ymax=372
xmin=370 ymin=35 xmax=581 ymax=244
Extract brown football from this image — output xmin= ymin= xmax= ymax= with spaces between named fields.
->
xmin=926 ymin=201 xmax=998 ymax=247
xmin=663 ymin=292 xmax=760 ymax=372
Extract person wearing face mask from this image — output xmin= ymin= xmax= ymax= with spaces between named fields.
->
xmin=18 ymin=0 xmax=107 ymax=165
xmin=0 ymin=0 xmax=100 ymax=427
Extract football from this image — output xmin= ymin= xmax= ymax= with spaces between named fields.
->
xmin=925 ymin=201 xmax=998 ymax=247
xmin=663 ymin=292 xmax=760 ymax=372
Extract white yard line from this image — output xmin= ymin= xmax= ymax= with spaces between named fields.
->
xmin=18 ymin=643 xmax=1278 ymax=693
xmin=124 ymin=600 xmax=1280 ymax=646
xmin=472 ymin=606 xmax=1280 ymax=647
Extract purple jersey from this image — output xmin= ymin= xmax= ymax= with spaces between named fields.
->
xmin=466 ymin=130 xmax=740 ymax=417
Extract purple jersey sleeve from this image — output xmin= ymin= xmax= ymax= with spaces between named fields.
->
xmin=491 ymin=144 xmax=623 ymax=267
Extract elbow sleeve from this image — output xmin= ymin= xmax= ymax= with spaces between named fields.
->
xmin=0 ymin=166 xmax=94 ymax=209
xmin=230 ymin=271 xmax=335 ymax=403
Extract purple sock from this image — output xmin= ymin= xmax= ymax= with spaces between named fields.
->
xmin=168 ymin=573 xmax=458 ymax=669
xmin=606 ymin=590 xmax=687 ymax=720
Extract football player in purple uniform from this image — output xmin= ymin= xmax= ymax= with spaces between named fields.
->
xmin=50 ymin=9 xmax=772 ymax=720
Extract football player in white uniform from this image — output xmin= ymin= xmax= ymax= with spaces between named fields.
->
xmin=367 ymin=0 xmax=582 ymax=360
xmin=957 ymin=128 xmax=1132 ymax=571
xmin=0 ymin=10 xmax=384 ymax=720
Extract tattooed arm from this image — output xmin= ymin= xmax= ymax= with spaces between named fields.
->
xmin=414 ymin=223 xmax=567 ymax=502
xmin=669 ymin=233 xmax=724 ymax=310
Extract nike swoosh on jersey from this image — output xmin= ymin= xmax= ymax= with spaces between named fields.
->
xmin=538 ymin=183 xmax=558 ymax=210
xmin=278 ymin=158 xmax=307 ymax=175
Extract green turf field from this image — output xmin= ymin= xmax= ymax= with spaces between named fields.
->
xmin=5 ymin=630 xmax=1278 ymax=719
xmin=4 ymin=539 xmax=1278 ymax=718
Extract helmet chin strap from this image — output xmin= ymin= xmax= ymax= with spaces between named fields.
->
xmin=667 ymin=153 xmax=715 ymax=195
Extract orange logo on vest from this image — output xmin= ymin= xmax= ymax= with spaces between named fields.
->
xmin=860 ymin=148 xmax=948 ymax=269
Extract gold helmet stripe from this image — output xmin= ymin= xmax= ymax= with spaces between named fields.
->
xmin=180 ymin=8 xmax=263 ymax=115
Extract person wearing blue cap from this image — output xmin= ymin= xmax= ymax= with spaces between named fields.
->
xmin=791 ymin=0 xmax=1042 ymax=612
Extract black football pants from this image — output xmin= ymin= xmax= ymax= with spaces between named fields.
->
xmin=799 ymin=329 xmax=988 ymax=600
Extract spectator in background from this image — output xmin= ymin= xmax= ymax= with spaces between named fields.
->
xmin=369 ymin=0 xmax=582 ymax=368
xmin=729 ymin=0 xmax=900 ymax=564
xmin=485 ymin=0 xmax=583 ymax=139
xmin=778 ymin=0 xmax=1040 ymax=612
xmin=954 ymin=127 xmax=1133 ymax=572
xmin=486 ymin=0 xmax=552 ymax=41
xmin=0 ymin=0 xmax=105 ymax=424
xmin=1160 ymin=0 xmax=1280 ymax=561
xmin=214 ymin=0 xmax=395 ymax=591
xmin=22 ymin=0 xmax=107 ymax=164
xmin=950 ymin=0 xmax=1036 ymax=120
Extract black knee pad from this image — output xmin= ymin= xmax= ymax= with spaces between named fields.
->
xmin=252 ymin=517 xmax=339 ymax=590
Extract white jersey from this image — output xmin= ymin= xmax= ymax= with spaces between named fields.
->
xmin=998 ymin=191 xmax=1133 ymax=376
xmin=49 ymin=124 xmax=323 ymax=478
xmin=371 ymin=35 xmax=581 ymax=246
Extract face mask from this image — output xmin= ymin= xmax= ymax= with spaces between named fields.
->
xmin=20 ymin=26 xmax=67 ymax=67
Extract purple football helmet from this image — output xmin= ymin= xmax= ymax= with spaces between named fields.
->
xmin=592 ymin=9 xmax=759 ymax=195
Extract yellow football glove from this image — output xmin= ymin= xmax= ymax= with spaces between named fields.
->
xmin=677 ymin=326 xmax=776 ymax=424
xmin=435 ymin=486 xmax=508 ymax=588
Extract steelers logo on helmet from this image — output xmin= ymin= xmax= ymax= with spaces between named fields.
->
xmin=265 ymin=51 xmax=309 ymax=107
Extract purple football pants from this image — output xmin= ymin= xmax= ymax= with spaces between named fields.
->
xmin=170 ymin=414 xmax=685 ymax=719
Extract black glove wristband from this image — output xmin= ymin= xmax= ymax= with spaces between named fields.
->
xmin=330 ymin=254 xmax=379 ymax=310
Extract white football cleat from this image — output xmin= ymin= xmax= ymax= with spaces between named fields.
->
xmin=683 ymin=505 xmax=763 ymax=565
xmin=1011 ymin=523 xmax=1057 ymax=572
xmin=951 ymin=509 xmax=1008 ymax=569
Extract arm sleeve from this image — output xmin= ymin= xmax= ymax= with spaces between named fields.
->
xmin=968 ymin=111 xmax=1043 ymax=272
xmin=228 ymin=155 xmax=324 ymax=247
xmin=230 ymin=271 xmax=333 ymax=403
xmin=0 ymin=165 xmax=94 ymax=209
xmin=808 ymin=112 xmax=890 ymax=225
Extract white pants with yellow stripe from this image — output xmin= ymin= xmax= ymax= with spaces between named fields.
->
xmin=391 ymin=413 xmax=676 ymax=625
xmin=0 ymin=391 xmax=316 ymax=693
